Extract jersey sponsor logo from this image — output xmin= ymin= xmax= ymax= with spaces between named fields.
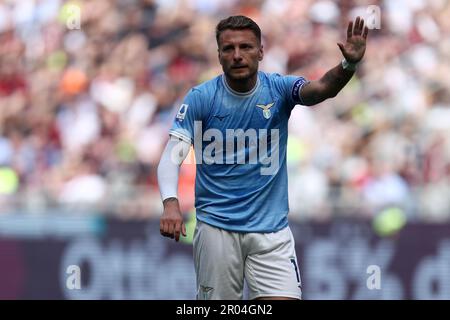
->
xmin=193 ymin=121 xmax=280 ymax=175
xmin=291 ymin=77 xmax=307 ymax=103
xmin=256 ymin=102 xmax=275 ymax=119
xmin=176 ymin=104 xmax=189 ymax=121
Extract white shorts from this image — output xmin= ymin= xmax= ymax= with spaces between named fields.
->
xmin=193 ymin=220 xmax=302 ymax=300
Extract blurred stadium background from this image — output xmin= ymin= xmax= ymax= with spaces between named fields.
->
xmin=1 ymin=0 xmax=450 ymax=299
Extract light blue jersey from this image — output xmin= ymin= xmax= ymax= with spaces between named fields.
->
xmin=170 ymin=71 xmax=308 ymax=232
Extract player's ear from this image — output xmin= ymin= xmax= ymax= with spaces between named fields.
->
xmin=258 ymin=44 xmax=264 ymax=61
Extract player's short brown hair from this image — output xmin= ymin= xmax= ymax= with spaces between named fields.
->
xmin=216 ymin=15 xmax=262 ymax=47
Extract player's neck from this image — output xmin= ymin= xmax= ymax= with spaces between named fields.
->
xmin=224 ymin=74 xmax=258 ymax=94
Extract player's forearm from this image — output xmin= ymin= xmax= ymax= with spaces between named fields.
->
xmin=320 ymin=62 xmax=355 ymax=98
xmin=157 ymin=154 xmax=180 ymax=202
xmin=157 ymin=137 xmax=191 ymax=202
xmin=301 ymin=63 xmax=355 ymax=106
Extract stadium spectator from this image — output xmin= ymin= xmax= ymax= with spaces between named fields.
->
xmin=0 ymin=0 xmax=449 ymax=222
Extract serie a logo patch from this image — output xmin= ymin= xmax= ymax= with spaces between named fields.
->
xmin=176 ymin=104 xmax=188 ymax=121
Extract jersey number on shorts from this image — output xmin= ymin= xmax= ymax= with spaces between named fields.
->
xmin=290 ymin=258 xmax=300 ymax=284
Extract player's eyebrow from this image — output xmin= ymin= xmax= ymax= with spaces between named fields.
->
xmin=221 ymin=42 xmax=254 ymax=50
xmin=221 ymin=43 xmax=235 ymax=50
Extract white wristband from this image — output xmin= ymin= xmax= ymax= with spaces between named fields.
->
xmin=341 ymin=58 xmax=358 ymax=71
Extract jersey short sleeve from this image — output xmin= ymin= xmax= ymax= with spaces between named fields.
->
xmin=271 ymin=74 xmax=309 ymax=110
xmin=169 ymin=88 xmax=204 ymax=144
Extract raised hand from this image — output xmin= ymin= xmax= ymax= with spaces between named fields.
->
xmin=337 ymin=16 xmax=369 ymax=63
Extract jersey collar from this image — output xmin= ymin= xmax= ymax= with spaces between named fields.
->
xmin=222 ymin=73 xmax=260 ymax=98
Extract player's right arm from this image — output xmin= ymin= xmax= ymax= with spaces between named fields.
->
xmin=158 ymin=136 xmax=191 ymax=241
xmin=158 ymin=88 xmax=203 ymax=242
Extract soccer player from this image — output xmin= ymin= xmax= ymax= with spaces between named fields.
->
xmin=158 ymin=15 xmax=368 ymax=300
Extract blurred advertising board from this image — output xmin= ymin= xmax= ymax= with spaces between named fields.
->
xmin=0 ymin=215 xmax=449 ymax=300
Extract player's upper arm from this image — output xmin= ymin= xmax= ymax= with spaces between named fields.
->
xmin=169 ymin=88 xmax=204 ymax=144
xmin=162 ymin=135 xmax=191 ymax=166
xmin=271 ymin=74 xmax=309 ymax=111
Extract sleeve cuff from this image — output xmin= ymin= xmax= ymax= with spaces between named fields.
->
xmin=169 ymin=130 xmax=193 ymax=144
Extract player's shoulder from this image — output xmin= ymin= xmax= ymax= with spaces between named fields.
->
xmin=260 ymin=71 xmax=303 ymax=84
xmin=259 ymin=71 xmax=285 ymax=82
xmin=259 ymin=71 xmax=292 ymax=90
xmin=258 ymin=71 xmax=291 ymax=93
xmin=260 ymin=71 xmax=307 ymax=91
xmin=189 ymin=75 xmax=222 ymax=97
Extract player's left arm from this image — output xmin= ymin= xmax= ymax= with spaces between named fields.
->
xmin=300 ymin=16 xmax=369 ymax=106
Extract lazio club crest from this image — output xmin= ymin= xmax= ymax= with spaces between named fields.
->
xmin=256 ymin=102 xmax=275 ymax=119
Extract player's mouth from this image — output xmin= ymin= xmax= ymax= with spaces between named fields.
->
xmin=231 ymin=65 xmax=248 ymax=69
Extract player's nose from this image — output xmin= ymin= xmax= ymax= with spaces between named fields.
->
xmin=233 ymin=48 xmax=242 ymax=61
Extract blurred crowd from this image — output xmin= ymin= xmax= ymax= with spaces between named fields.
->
xmin=0 ymin=0 xmax=449 ymax=222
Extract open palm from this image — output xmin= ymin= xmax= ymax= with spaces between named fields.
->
xmin=338 ymin=16 xmax=369 ymax=63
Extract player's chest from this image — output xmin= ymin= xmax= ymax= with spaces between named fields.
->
xmin=205 ymin=96 xmax=285 ymax=131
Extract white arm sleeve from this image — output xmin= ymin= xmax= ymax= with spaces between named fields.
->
xmin=157 ymin=135 xmax=191 ymax=202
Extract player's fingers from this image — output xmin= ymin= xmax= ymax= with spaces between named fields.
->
xmin=165 ymin=222 xmax=173 ymax=237
xmin=337 ymin=43 xmax=345 ymax=55
xmin=160 ymin=219 xmax=164 ymax=235
xmin=182 ymin=223 xmax=187 ymax=237
xmin=174 ymin=221 xmax=181 ymax=242
xmin=347 ymin=21 xmax=353 ymax=39
xmin=354 ymin=16 xmax=360 ymax=35
xmin=161 ymin=221 xmax=170 ymax=237
xmin=363 ymin=26 xmax=369 ymax=39
xmin=167 ymin=221 xmax=175 ymax=238
xmin=359 ymin=18 xmax=365 ymax=35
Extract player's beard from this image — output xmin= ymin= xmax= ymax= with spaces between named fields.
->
xmin=225 ymin=66 xmax=258 ymax=82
